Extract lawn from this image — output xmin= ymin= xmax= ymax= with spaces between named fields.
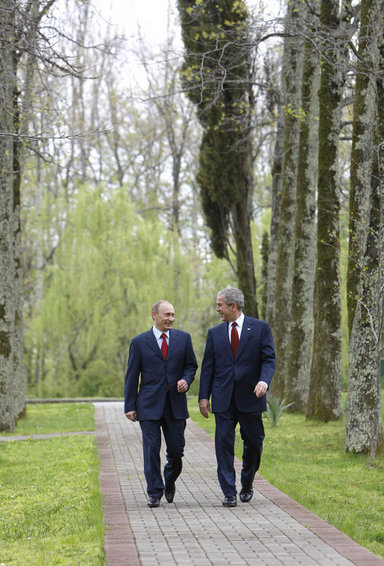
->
xmin=0 ymin=403 xmax=104 ymax=565
xmin=188 ymin=398 xmax=384 ymax=559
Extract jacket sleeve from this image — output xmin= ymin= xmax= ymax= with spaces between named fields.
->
xmin=181 ymin=333 xmax=198 ymax=389
xmin=198 ymin=330 xmax=214 ymax=401
xmin=259 ymin=322 xmax=276 ymax=387
xmin=123 ymin=338 xmax=141 ymax=413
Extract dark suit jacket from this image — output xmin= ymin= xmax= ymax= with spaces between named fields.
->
xmin=199 ymin=316 xmax=275 ymax=413
xmin=124 ymin=328 xmax=197 ymax=420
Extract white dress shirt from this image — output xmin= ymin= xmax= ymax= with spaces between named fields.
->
xmin=229 ymin=313 xmax=268 ymax=389
xmin=228 ymin=313 xmax=245 ymax=343
xmin=153 ymin=326 xmax=169 ymax=350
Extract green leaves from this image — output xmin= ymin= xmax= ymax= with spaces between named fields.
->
xmin=24 ymin=185 xmax=194 ymax=398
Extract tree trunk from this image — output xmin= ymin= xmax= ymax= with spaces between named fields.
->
xmin=345 ymin=0 xmax=384 ymax=455
xmin=307 ymin=0 xmax=344 ymax=421
xmin=0 ymin=0 xmax=17 ymax=431
xmin=265 ymin=113 xmax=284 ymax=327
xmin=271 ymin=0 xmax=304 ymax=398
xmin=346 ymin=0 xmax=380 ymax=339
xmin=232 ymin=178 xmax=257 ymax=317
xmin=286 ymin=30 xmax=319 ymax=411
xmin=12 ymin=91 xmax=27 ymax=419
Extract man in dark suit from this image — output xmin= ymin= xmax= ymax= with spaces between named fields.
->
xmin=124 ymin=300 xmax=197 ymax=507
xmin=199 ymin=287 xmax=275 ymax=507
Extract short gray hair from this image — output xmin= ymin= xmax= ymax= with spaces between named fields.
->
xmin=217 ymin=287 xmax=244 ymax=310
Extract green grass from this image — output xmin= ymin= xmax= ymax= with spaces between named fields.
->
xmin=0 ymin=404 xmax=104 ymax=565
xmin=3 ymin=400 xmax=383 ymax=562
xmin=3 ymin=402 xmax=96 ymax=436
xmin=188 ymin=398 xmax=384 ymax=559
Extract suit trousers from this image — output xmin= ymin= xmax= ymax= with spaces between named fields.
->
xmin=214 ymin=398 xmax=265 ymax=497
xmin=140 ymin=393 xmax=186 ymax=497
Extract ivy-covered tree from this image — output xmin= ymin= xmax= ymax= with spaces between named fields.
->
xmin=177 ymin=0 xmax=257 ymax=315
xmin=307 ymin=0 xmax=349 ymax=422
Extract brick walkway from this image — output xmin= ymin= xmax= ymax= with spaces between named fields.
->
xmin=95 ymin=401 xmax=384 ymax=566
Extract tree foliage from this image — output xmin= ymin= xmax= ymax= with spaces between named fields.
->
xmin=24 ymin=186 xmax=202 ymax=397
xmin=177 ymin=0 xmax=258 ymax=315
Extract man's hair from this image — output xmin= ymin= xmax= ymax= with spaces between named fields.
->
xmin=217 ymin=287 xmax=244 ymax=310
xmin=152 ymin=300 xmax=168 ymax=313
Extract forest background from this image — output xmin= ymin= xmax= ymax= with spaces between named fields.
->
xmin=0 ymin=0 xmax=383 ymax=458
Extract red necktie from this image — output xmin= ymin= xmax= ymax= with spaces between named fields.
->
xmin=161 ymin=333 xmax=168 ymax=359
xmin=231 ymin=322 xmax=239 ymax=358
xmin=161 ymin=333 xmax=170 ymax=391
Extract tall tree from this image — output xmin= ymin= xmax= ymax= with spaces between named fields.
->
xmin=270 ymin=0 xmax=304 ymax=398
xmin=307 ymin=0 xmax=349 ymax=421
xmin=347 ymin=0 xmax=380 ymax=338
xmin=285 ymin=18 xmax=320 ymax=410
xmin=345 ymin=0 xmax=384 ymax=457
xmin=177 ymin=0 xmax=258 ymax=315
xmin=0 ymin=0 xmax=18 ymax=431
xmin=265 ymin=113 xmax=283 ymax=327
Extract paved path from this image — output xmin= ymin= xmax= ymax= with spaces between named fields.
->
xmin=95 ymin=401 xmax=384 ymax=566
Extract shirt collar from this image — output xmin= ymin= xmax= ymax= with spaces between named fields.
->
xmin=153 ymin=326 xmax=169 ymax=339
xmin=233 ymin=312 xmax=244 ymax=329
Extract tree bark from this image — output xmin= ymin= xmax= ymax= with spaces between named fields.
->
xmin=271 ymin=0 xmax=304 ymax=398
xmin=345 ymin=0 xmax=384 ymax=455
xmin=0 ymin=0 xmax=17 ymax=431
xmin=346 ymin=0 xmax=380 ymax=339
xmin=265 ymin=113 xmax=283 ymax=327
xmin=307 ymin=0 xmax=345 ymax=421
xmin=286 ymin=28 xmax=319 ymax=411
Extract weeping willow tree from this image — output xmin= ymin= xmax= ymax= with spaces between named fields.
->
xmin=177 ymin=0 xmax=257 ymax=315
xmin=23 ymin=186 xmax=197 ymax=398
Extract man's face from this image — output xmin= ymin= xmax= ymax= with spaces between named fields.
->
xmin=216 ymin=294 xmax=237 ymax=322
xmin=153 ymin=302 xmax=175 ymax=332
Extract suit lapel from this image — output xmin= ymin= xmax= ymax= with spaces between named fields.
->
xmin=236 ymin=316 xmax=252 ymax=359
xmin=167 ymin=329 xmax=177 ymax=358
xmin=145 ymin=330 xmax=164 ymax=359
xmin=218 ymin=323 xmax=233 ymax=358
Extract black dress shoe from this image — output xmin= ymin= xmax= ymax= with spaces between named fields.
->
xmin=164 ymin=483 xmax=176 ymax=503
xmin=147 ymin=496 xmax=160 ymax=508
xmin=239 ymin=488 xmax=253 ymax=503
xmin=222 ymin=495 xmax=237 ymax=507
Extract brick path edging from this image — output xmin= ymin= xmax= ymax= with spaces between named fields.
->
xmin=94 ymin=404 xmax=140 ymax=566
xmin=189 ymin=420 xmax=384 ymax=566
xmin=95 ymin=404 xmax=384 ymax=566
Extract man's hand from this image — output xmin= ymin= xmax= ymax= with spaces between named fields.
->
xmin=199 ymin=399 xmax=210 ymax=419
xmin=254 ymin=382 xmax=268 ymax=398
xmin=125 ymin=411 xmax=137 ymax=422
xmin=177 ymin=379 xmax=188 ymax=393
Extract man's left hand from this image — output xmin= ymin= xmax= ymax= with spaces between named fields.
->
xmin=254 ymin=382 xmax=268 ymax=398
xmin=177 ymin=379 xmax=188 ymax=393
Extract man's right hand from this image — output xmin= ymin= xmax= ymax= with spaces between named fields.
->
xmin=199 ymin=399 xmax=210 ymax=419
xmin=126 ymin=411 xmax=137 ymax=422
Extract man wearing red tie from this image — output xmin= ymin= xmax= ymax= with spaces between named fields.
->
xmin=124 ymin=300 xmax=197 ymax=507
xmin=199 ymin=287 xmax=275 ymax=507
